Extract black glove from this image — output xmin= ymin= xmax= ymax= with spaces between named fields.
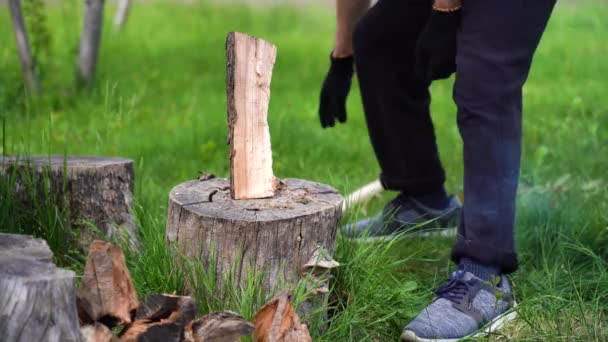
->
xmin=415 ymin=10 xmax=461 ymax=82
xmin=319 ymin=54 xmax=354 ymax=128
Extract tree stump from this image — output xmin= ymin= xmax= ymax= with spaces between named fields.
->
xmin=166 ymin=177 xmax=343 ymax=295
xmin=0 ymin=156 xmax=138 ymax=247
xmin=0 ymin=233 xmax=81 ymax=342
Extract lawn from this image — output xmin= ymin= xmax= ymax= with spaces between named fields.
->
xmin=1 ymin=0 xmax=607 ymax=340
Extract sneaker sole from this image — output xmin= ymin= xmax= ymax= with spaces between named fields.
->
xmin=400 ymin=302 xmax=518 ymax=342
xmin=344 ymin=226 xmax=457 ymax=243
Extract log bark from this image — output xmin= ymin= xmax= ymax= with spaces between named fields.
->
xmin=166 ymin=177 xmax=343 ymax=296
xmin=188 ymin=312 xmax=254 ymax=342
xmin=77 ymin=240 xmax=139 ymax=327
xmin=113 ymin=0 xmax=130 ymax=30
xmin=0 ymin=155 xmax=138 ymax=248
xmin=120 ymin=294 xmax=197 ymax=342
xmin=8 ymin=0 xmax=40 ymax=93
xmin=77 ymin=0 xmax=105 ymax=86
xmin=0 ymin=234 xmax=81 ymax=342
xmin=226 ymin=32 xmax=277 ymax=200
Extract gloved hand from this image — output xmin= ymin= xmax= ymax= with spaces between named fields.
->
xmin=415 ymin=9 xmax=461 ymax=82
xmin=319 ymin=54 xmax=354 ymax=128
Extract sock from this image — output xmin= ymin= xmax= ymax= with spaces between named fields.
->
xmin=411 ymin=187 xmax=449 ymax=210
xmin=460 ymin=257 xmax=500 ymax=282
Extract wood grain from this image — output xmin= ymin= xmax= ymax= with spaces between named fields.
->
xmin=226 ymin=32 xmax=277 ymax=200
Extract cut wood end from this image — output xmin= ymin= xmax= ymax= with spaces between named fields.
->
xmin=189 ymin=311 xmax=254 ymax=342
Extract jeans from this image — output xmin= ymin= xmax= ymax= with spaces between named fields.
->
xmin=353 ymin=0 xmax=555 ymax=273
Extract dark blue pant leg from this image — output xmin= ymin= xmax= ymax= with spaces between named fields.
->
xmin=450 ymin=0 xmax=556 ymax=273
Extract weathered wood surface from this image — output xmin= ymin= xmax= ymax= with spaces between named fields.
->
xmin=0 ymin=235 xmax=81 ymax=342
xmin=0 ymin=232 xmax=53 ymax=263
xmin=166 ymin=177 xmax=343 ymax=294
xmin=77 ymin=240 xmax=139 ymax=327
xmin=81 ymin=323 xmax=119 ymax=342
xmin=0 ymin=156 xmax=138 ymax=247
xmin=253 ymin=292 xmax=311 ymax=342
xmin=120 ymin=294 xmax=197 ymax=342
xmin=188 ymin=311 xmax=254 ymax=342
xmin=226 ymin=32 xmax=277 ymax=200
xmin=8 ymin=0 xmax=40 ymax=93
xmin=77 ymin=0 xmax=105 ymax=85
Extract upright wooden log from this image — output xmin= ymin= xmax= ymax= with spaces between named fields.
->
xmin=77 ymin=0 xmax=105 ymax=85
xmin=0 ymin=234 xmax=81 ymax=342
xmin=226 ymin=32 xmax=277 ymax=200
xmin=8 ymin=0 xmax=40 ymax=93
xmin=0 ymin=232 xmax=53 ymax=263
xmin=166 ymin=177 xmax=343 ymax=294
xmin=77 ymin=240 xmax=139 ymax=327
xmin=0 ymin=156 xmax=138 ymax=247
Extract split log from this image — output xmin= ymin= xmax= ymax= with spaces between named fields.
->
xmin=8 ymin=0 xmax=40 ymax=93
xmin=226 ymin=32 xmax=277 ymax=200
xmin=77 ymin=0 xmax=105 ymax=85
xmin=81 ymin=323 xmax=119 ymax=342
xmin=77 ymin=240 xmax=138 ymax=327
xmin=0 ymin=155 xmax=138 ymax=248
xmin=0 ymin=235 xmax=80 ymax=342
xmin=188 ymin=312 xmax=254 ymax=342
xmin=253 ymin=292 xmax=311 ymax=342
xmin=113 ymin=0 xmax=130 ymax=30
xmin=120 ymin=294 xmax=197 ymax=342
xmin=166 ymin=177 xmax=343 ymax=295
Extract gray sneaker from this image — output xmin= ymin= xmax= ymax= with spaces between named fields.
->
xmin=342 ymin=194 xmax=462 ymax=240
xmin=401 ymin=266 xmax=517 ymax=342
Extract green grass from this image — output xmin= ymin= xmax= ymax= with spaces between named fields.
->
xmin=1 ymin=0 xmax=607 ymax=340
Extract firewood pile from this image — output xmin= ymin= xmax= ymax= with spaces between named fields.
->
xmin=77 ymin=240 xmax=322 ymax=342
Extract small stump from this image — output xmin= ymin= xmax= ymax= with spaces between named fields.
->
xmin=166 ymin=178 xmax=343 ymax=294
xmin=0 ymin=233 xmax=81 ymax=342
xmin=0 ymin=156 xmax=138 ymax=247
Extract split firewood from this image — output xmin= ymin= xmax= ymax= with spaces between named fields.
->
xmin=186 ymin=311 xmax=254 ymax=342
xmin=120 ymin=294 xmax=197 ymax=342
xmin=81 ymin=322 xmax=120 ymax=342
xmin=77 ymin=240 xmax=139 ymax=327
xmin=253 ymin=292 xmax=312 ymax=342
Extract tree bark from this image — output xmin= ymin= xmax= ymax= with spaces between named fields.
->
xmin=166 ymin=177 xmax=343 ymax=296
xmin=8 ymin=0 xmax=40 ymax=93
xmin=77 ymin=0 xmax=105 ymax=86
xmin=0 ymin=156 xmax=138 ymax=248
xmin=226 ymin=32 xmax=277 ymax=200
xmin=0 ymin=234 xmax=81 ymax=342
xmin=113 ymin=0 xmax=130 ymax=31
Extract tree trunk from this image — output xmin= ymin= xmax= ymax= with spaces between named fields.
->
xmin=77 ymin=0 xmax=105 ymax=86
xmin=8 ymin=0 xmax=40 ymax=93
xmin=0 ymin=156 xmax=138 ymax=248
xmin=166 ymin=177 xmax=343 ymax=297
xmin=0 ymin=234 xmax=81 ymax=342
xmin=113 ymin=0 xmax=130 ymax=30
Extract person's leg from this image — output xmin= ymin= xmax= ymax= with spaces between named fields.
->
xmin=402 ymin=0 xmax=555 ymax=340
xmin=451 ymin=0 xmax=556 ymax=274
xmin=353 ymin=0 xmax=445 ymax=198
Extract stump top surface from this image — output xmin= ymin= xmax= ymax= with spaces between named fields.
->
xmin=0 ymin=233 xmax=53 ymax=263
xmin=170 ymin=178 xmax=343 ymax=222
xmin=0 ymin=255 xmax=74 ymax=280
xmin=0 ymin=156 xmax=132 ymax=170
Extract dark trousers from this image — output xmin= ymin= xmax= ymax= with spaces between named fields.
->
xmin=353 ymin=0 xmax=555 ymax=273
